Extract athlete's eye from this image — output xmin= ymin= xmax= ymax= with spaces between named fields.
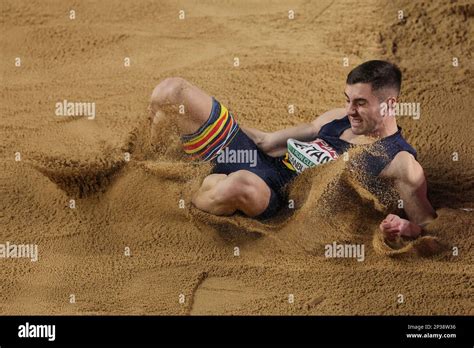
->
xmin=357 ymin=101 xmax=366 ymax=106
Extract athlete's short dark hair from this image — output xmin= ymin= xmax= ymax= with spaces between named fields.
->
xmin=346 ymin=60 xmax=402 ymax=93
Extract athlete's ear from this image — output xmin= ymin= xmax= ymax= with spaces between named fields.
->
xmin=379 ymin=97 xmax=390 ymax=117
xmin=386 ymin=96 xmax=397 ymax=117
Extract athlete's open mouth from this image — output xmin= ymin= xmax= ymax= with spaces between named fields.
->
xmin=349 ymin=116 xmax=363 ymax=126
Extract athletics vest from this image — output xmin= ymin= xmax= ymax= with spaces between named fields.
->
xmin=283 ymin=116 xmax=417 ymax=177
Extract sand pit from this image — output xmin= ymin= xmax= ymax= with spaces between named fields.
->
xmin=1 ymin=0 xmax=473 ymax=315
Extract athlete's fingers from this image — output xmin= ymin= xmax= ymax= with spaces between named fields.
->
xmin=381 ymin=225 xmax=400 ymax=235
xmin=381 ymin=221 xmax=399 ymax=229
xmin=384 ymin=228 xmax=401 ymax=235
xmin=386 ymin=214 xmax=398 ymax=222
xmin=379 ymin=224 xmax=400 ymax=235
xmin=380 ymin=223 xmax=400 ymax=232
xmin=385 ymin=228 xmax=401 ymax=235
xmin=382 ymin=216 xmax=393 ymax=224
xmin=380 ymin=221 xmax=400 ymax=230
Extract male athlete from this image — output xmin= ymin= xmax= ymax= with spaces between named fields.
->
xmin=149 ymin=60 xmax=437 ymax=240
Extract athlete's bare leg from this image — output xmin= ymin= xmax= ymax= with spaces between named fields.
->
xmin=149 ymin=77 xmax=213 ymax=136
xmin=149 ymin=78 xmax=271 ymax=217
xmin=191 ymin=171 xmax=271 ymax=217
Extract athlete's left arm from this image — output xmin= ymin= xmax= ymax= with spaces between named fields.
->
xmin=379 ymin=152 xmax=437 ymax=239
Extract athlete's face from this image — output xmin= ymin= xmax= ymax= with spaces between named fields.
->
xmin=344 ymin=83 xmax=383 ymax=136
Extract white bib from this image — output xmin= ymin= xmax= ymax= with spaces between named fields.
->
xmin=287 ymin=138 xmax=339 ymax=173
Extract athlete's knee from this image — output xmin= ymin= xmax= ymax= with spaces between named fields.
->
xmin=210 ymin=180 xmax=239 ymax=206
xmin=203 ymin=173 xmax=248 ymax=207
xmin=192 ymin=178 xmax=237 ymax=215
xmin=194 ymin=171 xmax=271 ymax=216
xmin=151 ymin=77 xmax=188 ymax=107
xmin=227 ymin=171 xmax=271 ymax=212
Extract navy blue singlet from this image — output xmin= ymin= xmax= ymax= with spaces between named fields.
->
xmin=317 ymin=116 xmax=417 ymax=176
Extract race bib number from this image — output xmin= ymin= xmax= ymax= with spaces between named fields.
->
xmin=287 ymin=138 xmax=339 ymax=173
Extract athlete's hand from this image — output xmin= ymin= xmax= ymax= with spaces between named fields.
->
xmin=241 ymin=128 xmax=286 ymax=157
xmin=379 ymin=214 xmax=422 ymax=240
xmin=260 ymin=132 xmax=288 ymax=158
xmin=241 ymin=127 xmax=274 ymax=154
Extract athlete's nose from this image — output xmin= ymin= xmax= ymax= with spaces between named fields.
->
xmin=346 ymin=102 xmax=357 ymax=116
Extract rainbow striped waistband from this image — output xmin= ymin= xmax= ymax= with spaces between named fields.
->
xmin=181 ymin=98 xmax=239 ymax=161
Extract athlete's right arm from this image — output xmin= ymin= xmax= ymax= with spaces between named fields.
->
xmin=245 ymin=108 xmax=347 ymax=157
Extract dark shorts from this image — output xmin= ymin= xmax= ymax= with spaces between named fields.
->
xmin=181 ymin=97 xmax=297 ymax=219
